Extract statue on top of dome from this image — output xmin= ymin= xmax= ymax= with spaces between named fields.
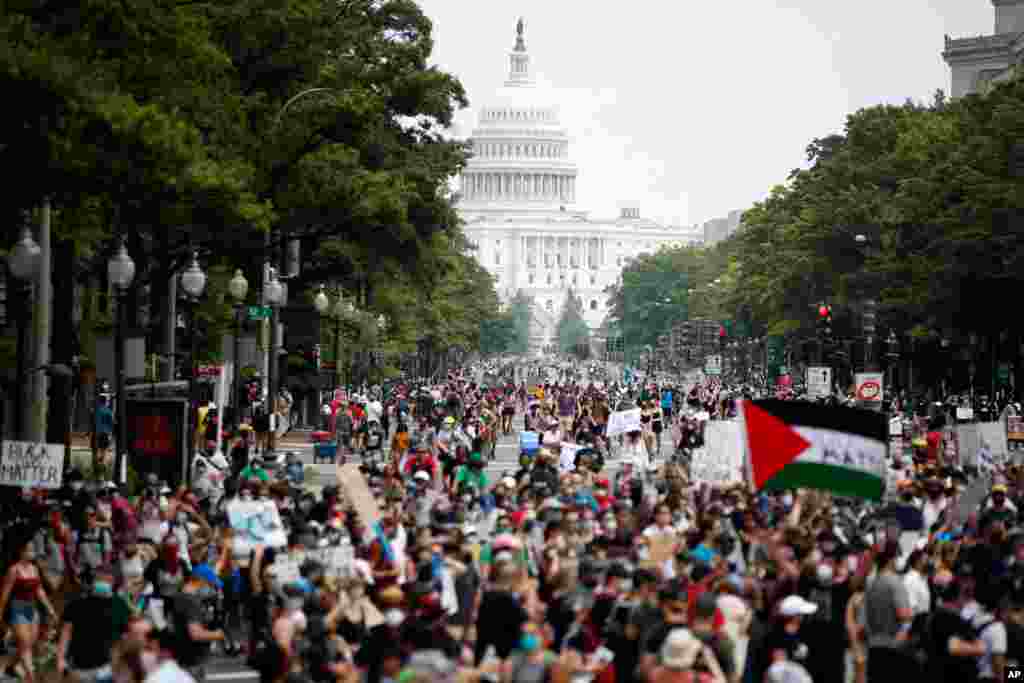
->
xmin=515 ymin=17 xmax=526 ymax=51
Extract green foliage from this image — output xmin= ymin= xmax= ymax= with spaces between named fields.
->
xmin=556 ymin=289 xmax=590 ymax=359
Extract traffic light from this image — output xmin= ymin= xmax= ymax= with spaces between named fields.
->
xmin=817 ymin=304 xmax=833 ymax=340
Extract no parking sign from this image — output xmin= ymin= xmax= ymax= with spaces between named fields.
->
xmin=855 ymin=372 xmax=884 ymax=406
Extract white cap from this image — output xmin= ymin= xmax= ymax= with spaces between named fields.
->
xmin=778 ymin=595 xmax=818 ymax=617
xmin=413 ymin=470 xmax=430 ymax=481
xmin=766 ymin=661 xmax=814 ymax=683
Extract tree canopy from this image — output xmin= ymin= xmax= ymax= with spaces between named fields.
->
xmin=556 ymin=288 xmax=591 ymax=359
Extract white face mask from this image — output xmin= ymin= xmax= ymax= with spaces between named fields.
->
xmin=781 ymin=494 xmax=794 ymax=508
xmin=140 ymin=652 xmax=159 ymax=674
xmin=291 ymin=610 xmax=307 ymax=631
xmin=384 ymin=608 xmax=405 ymax=627
xmin=817 ymin=564 xmax=834 ymax=584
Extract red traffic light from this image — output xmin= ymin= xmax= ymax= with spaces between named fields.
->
xmin=818 ymin=305 xmax=830 ymax=318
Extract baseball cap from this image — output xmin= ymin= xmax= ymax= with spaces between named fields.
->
xmin=413 ymin=470 xmax=430 ymax=482
xmin=778 ymin=595 xmax=818 ymax=617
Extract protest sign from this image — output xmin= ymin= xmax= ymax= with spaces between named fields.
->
xmin=1008 ymin=416 xmax=1024 ymax=441
xmin=889 ymin=417 xmax=903 ymax=437
xmin=978 ymin=422 xmax=1009 ymax=467
xmin=942 ymin=427 xmax=960 ymax=467
xmin=227 ymin=500 xmax=287 ymax=549
xmin=337 ymin=463 xmax=381 ymax=524
xmin=0 ymin=441 xmax=65 ymax=489
xmin=606 ymin=408 xmax=642 ymax=437
xmin=689 ymin=421 xmax=744 ymax=485
xmin=272 ymin=551 xmax=303 ymax=585
xmin=559 ymin=443 xmax=581 ymax=473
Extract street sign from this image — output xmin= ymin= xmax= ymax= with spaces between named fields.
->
xmin=705 ymin=355 xmax=722 ymax=376
xmin=248 ymin=305 xmax=272 ymax=320
xmin=806 ymin=366 xmax=832 ymax=398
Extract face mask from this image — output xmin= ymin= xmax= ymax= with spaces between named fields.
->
xmin=384 ymin=609 xmax=405 ymax=627
xmin=781 ymin=494 xmax=793 ymax=509
xmin=619 ymin=579 xmax=634 ymax=593
xmin=605 ymin=522 xmax=618 ymax=533
xmin=286 ymin=607 xmax=305 ymax=628
xmin=817 ymin=564 xmax=834 ymax=585
xmin=141 ymin=652 xmax=159 ymax=674
xmin=637 ymin=546 xmax=649 ymax=561
xmin=519 ymin=633 xmax=541 ymax=652
xmin=94 ymin=581 xmax=113 ymax=597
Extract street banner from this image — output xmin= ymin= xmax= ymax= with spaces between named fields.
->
xmin=1008 ymin=416 xmax=1024 ymax=441
xmin=227 ymin=499 xmax=287 ymax=549
xmin=606 ymin=408 xmax=642 ymax=437
xmin=854 ymin=372 xmax=884 ymax=407
xmin=0 ymin=441 xmax=65 ymax=489
xmin=690 ymin=421 xmax=744 ymax=485
xmin=742 ymin=400 xmax=888 ymax=501
xmin=806 ymin=367 xmax=832 ymax=399
xmin=559 ymin=443 xmax=581 ymax=473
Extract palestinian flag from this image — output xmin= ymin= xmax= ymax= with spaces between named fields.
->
xmin=741 ymin=400 xmax=888 ymax=500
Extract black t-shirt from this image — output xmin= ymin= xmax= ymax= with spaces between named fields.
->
xmin=923 ymin=608 xmax=980 ymax=683
xmin=474 ymin=590 xmax=529 ymax=663
xmin=65 ymin=595 xmax=131 ymax=669
xmin=173 ymin=591 xmax=209 ymax=667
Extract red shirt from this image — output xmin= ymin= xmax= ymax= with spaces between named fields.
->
xmin=687 ymin=576 xmax=726 ymax=632
xmin=926 ymin=431 xmax=942 ymax=462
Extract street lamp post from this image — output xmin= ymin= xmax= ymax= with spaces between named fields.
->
xmin=263 ymin=268 xmax=283 ymax=454
xmin=180 ymin=252 xmax=207 ymax=473
xmin=107 ymin=239 xmax=136 ymax=483
xmin=229 ymin=270 xmax=249 ymax=433
xmin=7 ymin=227 xmax=40 ymax=440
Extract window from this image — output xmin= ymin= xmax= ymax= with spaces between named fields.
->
xmin=590 ymin=275 xmax=596 ymax=286
xmin=590 ymin=300 xmax=598 ymax=311
xmin=528 ymin=274 xmax=535 ymax=285
xmin=617 ymin=256 xmax=622 ymax=266
xmin=572 ymin=274 xmax=577 ymax=285
xmin=547 ymin=274 xmax=552 ymax=285
xmin=495 ymin=251 xmax=501 ymax=265
xmin=546 ymin=300 xmax=553 ymax=311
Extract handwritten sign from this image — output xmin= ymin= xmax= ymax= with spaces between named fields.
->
xmin=689 ymin=421 xmax=744 ymax=485
xmin=337 ymin=463 xmax=381 ymax=524
xmin=226 ymin=500 xmax=287 ymax=549
xmin=1008 ymin=416 xmax=1024 ymax=441
xmin=606 ymin=408 xmax=642 ymax=437
xmin=272 ymin=543 xmax=356 ymax=584
xmin=0 ymin=441 xmax=64 ymax=489
xmin=559 ymin=443 xmax=581 ymax=473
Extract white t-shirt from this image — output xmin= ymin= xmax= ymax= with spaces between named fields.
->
xmin=972 ymin=608 xmax=1007 ymax=680
xmin=904 ymin=569 xmax=931 ymax=617
xmin=366 ymin=400 xmax=383 ymax=423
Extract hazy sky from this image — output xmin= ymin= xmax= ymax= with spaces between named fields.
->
xmin=416 ymin=0 xmax=993 ymax=226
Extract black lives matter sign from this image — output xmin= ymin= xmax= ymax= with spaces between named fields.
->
xmin=0 ymin=441 xmax=64 ymax=489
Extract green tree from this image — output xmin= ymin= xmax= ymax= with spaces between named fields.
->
xmin=556 ymin=289 xmax=591 ymax=359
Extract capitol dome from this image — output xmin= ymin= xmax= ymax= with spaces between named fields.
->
xmin=459 ymin=20 xmax=579 ymax=208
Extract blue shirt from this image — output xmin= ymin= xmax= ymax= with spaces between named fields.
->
xmin=661 ymin=391 xmax=673 ymax=408
xmin=95 ymin=405 xmax=114 ymax=434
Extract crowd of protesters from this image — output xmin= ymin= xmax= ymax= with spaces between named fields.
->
xmin=0 ymin=360 xmax=1021 ymax=683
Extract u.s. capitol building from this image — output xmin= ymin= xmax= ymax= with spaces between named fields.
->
xmin=458 ymin=21 xmax=701 ymax=351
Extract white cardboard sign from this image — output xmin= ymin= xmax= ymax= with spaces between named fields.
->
xmin=606 ymin=408 xmax=642 ymax=437
xmin=0 ymin=441 xmax=65 ymax=489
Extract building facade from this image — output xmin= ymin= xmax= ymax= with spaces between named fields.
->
xmin=458 ymin=21 xmax=700 ymax=351
xmin=943 ymin=0 xmax=1024 ymax=97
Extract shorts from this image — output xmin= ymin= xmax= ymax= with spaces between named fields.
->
xmin=8 ymin=599 xmax=37 ymax=625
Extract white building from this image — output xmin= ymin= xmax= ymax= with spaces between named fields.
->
xmin=943 ymin=0 xmax=1024 ymax=97
xmin=459 ymin=20 xmax=700 ymax=350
